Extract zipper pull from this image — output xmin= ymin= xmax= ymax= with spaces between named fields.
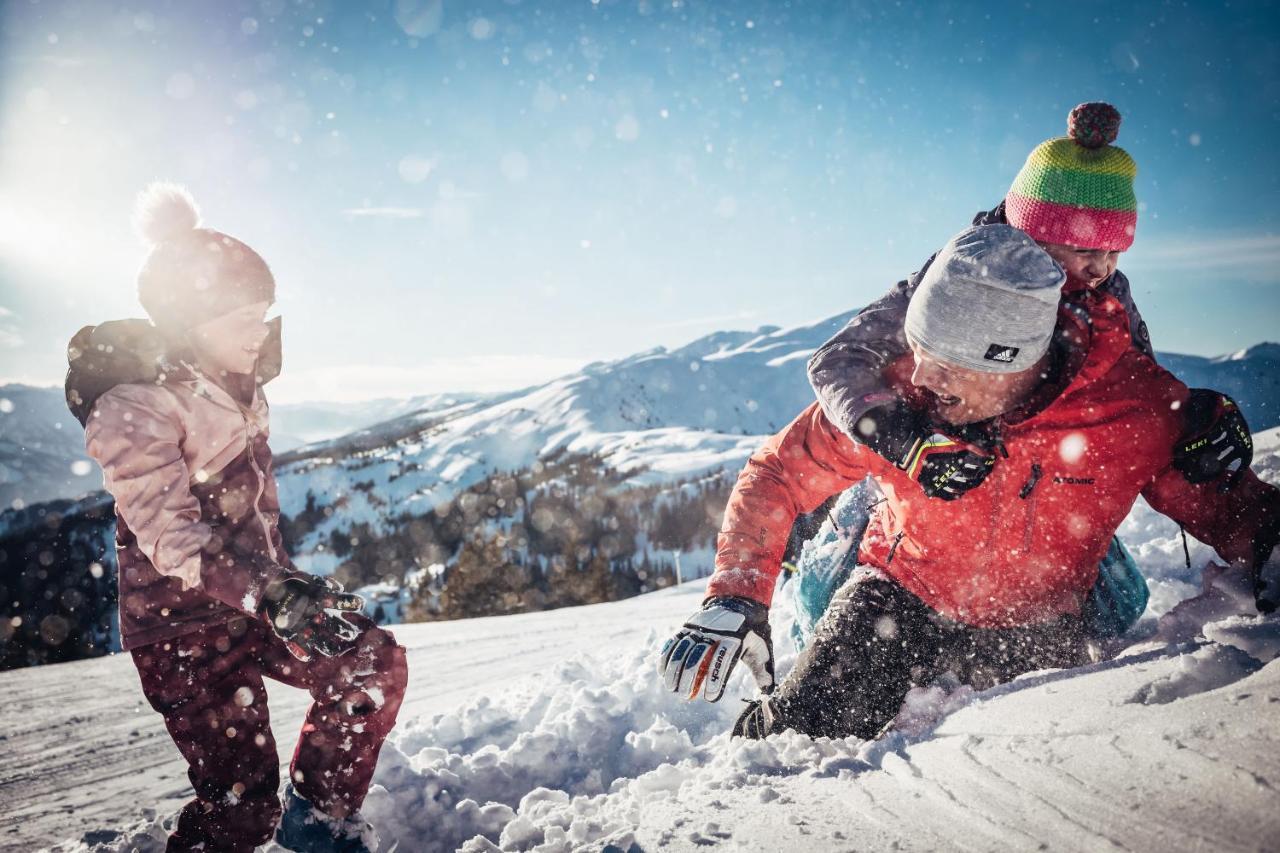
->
xmin=989 ymin=420 xmax=1009 ymax=458
xmin=886 ymin=531 xmax=905 ymax=565
xmin=1019 ymin=463 xmax=1042 ymax=499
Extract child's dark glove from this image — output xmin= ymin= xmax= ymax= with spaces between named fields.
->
xmin=901 ymin=433 xmax=997 ymax=501
xmin=261 ymin=574 xmax=365 ymax=661
xmin=1173 ymin=389 xmax=1252 ymax=491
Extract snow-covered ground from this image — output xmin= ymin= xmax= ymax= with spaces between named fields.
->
xmin=4 ymin=430 xmax=1278 ymax=852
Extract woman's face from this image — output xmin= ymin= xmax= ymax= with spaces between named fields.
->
xmin=1038 ymin=241 xmax=1121 ymax=290
xmin=188 ymin=301 xmax=272 ymax=376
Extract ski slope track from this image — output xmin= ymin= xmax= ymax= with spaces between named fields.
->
xmin=4 ymin=431 xmax=1280 ymax=852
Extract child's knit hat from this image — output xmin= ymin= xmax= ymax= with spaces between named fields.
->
xmin=134 ymin=183 xmax=275 ymax=332
xmin=1004 ymin=102 xmax=1138 ymax=251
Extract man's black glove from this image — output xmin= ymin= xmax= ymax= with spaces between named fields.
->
xmin=732 ymin=698 xmax=781 ymax=739
xmin=659 ymin=596 xmax=774 ymax=703
xmin=261 ymin=574 xmax=366 ymax=661
xmin=854 ymin=402 xmax=996 ymax=500
xmin=1173 ymin=389 xmax=1252 ymax=490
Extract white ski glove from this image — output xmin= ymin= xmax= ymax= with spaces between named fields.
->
xmin=659 ymin=596 xmax=775 ymax=702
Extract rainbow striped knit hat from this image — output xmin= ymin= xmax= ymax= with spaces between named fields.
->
xmin=1005 ymin=102 xmax=1137 ymax=251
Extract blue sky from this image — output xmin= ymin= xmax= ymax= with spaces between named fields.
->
xmin=1 ymin=0 xmax=1277 ymax=402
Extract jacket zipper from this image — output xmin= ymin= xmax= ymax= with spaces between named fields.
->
xmin=247 ymin=436 xmax=277 ymax=561
xmin=1019 ymin=462 xmax=1043 ymax=499
xmin=976 ymin=421 xmax=1009 ymax=552
xmin=1019 ymin=461 xmax=1042 ymax=553
xmin=885 ymin=531 xmax=905 ymax=565
xmin=183 ymin=362 xmax=278 ymax=563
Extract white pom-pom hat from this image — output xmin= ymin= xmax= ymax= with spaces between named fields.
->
xmin=133 ymin=182 xmax=201 ymax=246
xmin=134 ymin=182 xmax=275 ymax=332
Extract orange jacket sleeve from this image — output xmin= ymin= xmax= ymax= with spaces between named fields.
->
xmin=708 ymin=403 xmax=874 ymax=607
xmin=1142 ymin=464 xmax=1280 ymax=573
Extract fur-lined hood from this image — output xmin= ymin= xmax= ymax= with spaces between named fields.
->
xmin=65 ymin=317 xmax=281 ymax=427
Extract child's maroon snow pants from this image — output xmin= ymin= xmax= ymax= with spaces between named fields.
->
xmin=130 ymin=613 xmax=408 ymax=852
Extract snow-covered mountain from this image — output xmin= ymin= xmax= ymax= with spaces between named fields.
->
xmin=271 ymin=392 xmax=491 ymax=449
xmin=273 ymin=317 xmax=1280 ymax=576
xmin=0 ymin=384 xmax=488 ymax=509
xmin=0 ymin=384 xmax=98 ymax=510
xmin=1159 ymin=342 xmax=1280 ymax=432
xmin=272 ymin=313 xmax=862 ymax=574
xmin=5 ymin=329 xmax=1280 ymax=518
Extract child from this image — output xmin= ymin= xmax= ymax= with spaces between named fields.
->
xmin=807 ymin=102 xmax=1251 ymax=499
xmin=67 ymin=184 xmax=407 ymax=853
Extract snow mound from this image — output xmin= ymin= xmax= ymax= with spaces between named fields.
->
xmin=1126 ymin=643 xmax=1262 ymax=705
xmin=46 ymin=601 xmax=1280 ymax=853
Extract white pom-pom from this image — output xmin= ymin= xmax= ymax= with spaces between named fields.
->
xmin=133 ymin=182 xmax=200 ymax=246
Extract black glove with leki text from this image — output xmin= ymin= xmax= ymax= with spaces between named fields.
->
xmin=261 ymin=573 xmax=366 ymax=661
xmin=1173 ymin=389 xmax=1252 ymax=491
xmin=659 ymin=596 xmax=774 ymax=703
xmin=853 ymin=402 xmax=996 ymax=501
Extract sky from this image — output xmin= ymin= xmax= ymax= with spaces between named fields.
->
xmin=0 ymin=0 xmax=1277 ymax=403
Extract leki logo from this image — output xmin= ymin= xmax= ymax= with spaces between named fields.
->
xmin=1053 ymin=475 xmax=1095 ymax=485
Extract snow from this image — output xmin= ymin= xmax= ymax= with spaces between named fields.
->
xmin=15 ymin=443 xmax=1280 ymax=852
xmin=28 ymin=581 xmax=1280 ymax=852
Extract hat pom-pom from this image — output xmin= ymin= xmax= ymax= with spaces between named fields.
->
xmin=1067 ymin=102 xmax=1121 ymax=150
xmin=133 ymin=182 xmax=201 ymax=246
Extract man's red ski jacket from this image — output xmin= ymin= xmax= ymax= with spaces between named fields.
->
xmin=708 ymin=292 xmax=1280 ymax=628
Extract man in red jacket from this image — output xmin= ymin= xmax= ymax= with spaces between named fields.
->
xmin=659 ymin=224 xmax=1280 ymax=740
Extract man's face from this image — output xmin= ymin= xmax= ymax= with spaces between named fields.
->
xmin=909 ymin=342 xmax=1043 ymax=425
xmin=189 ymin=301 xmax=272 ymax=376
xmin=1038 ymin=241 xmax=1121 ymax=290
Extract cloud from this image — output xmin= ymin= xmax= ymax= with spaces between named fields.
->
xmin=341 ymin=207 xmax=424 ymax=219
xmin=0 ymin=307 xmax=23 ymax=348
xmin=0 ymin=325 xmax=25 ymax=348
xmin=650 ymin=310 xmax=760 ymax=331
xmin=1126 ymin=233 xmax=1280 ymax=279
xmin=268 ymin=354 xmax=589 ymax=403
xmin=38 ymin=54 xmax=89 ymax=68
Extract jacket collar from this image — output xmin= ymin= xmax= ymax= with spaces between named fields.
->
xmin=998 ymin=288 xmax=1132 ymax=430
xmin=168 ymin=360 xmax=269 ymax=428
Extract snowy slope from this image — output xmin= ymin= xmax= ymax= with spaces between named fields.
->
xmin=14 ymin=437 xmax=1280 ymax=853
xmin=270 ymin=313 xmax=860 ymax=571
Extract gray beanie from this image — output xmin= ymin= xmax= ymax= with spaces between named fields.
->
xmin=904 ymin=224 xmax=1065 ymax=374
